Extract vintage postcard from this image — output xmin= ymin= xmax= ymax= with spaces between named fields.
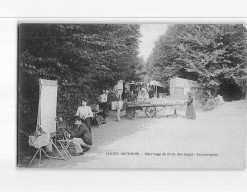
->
xmin=17 ymin=23 xmax=247 ymax=169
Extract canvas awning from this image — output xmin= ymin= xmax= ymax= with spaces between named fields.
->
xmin=148 ymin=80 xmax=162 ymax=87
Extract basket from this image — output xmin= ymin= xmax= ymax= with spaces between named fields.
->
xmin=28 ymin=134 xmax=50 ymax=149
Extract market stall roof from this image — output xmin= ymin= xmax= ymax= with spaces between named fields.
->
xmin=148 ymin=80 xmax=162 ymax=87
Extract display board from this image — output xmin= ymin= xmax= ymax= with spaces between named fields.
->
xmin=36 ymin=79 xmax=57 ymax=134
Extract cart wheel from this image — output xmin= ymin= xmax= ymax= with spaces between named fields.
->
xmin=97 ymin=115 xmax=104 ymax=126
xmin=145 ymin=107 xmax=156 ymax=118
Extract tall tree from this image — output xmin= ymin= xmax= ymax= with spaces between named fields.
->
xmin=147 ymin=24 xmax=247 ymax=99
xmin=18 ymin=24 xmax=141 ymax=156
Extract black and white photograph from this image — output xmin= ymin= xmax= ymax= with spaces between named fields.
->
xmin=17 ymin=23 xmax=247 ymax=169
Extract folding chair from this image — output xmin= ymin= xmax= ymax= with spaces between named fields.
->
xmin=56 ymin=127 xmax=78 ymax=158
xmin=57 ymin=139 xmax=73 ymax=159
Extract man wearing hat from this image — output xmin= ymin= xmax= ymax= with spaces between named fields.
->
xmin=98 ymin=90 xmax=108 ymax=123
xmin=65 ymin=116 xmax=93 ymax=156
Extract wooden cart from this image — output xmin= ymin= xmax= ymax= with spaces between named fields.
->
xmin=126 ymin=102 xmax=184 ymax=118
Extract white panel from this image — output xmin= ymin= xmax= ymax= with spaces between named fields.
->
xmin=39 ymin=79 xmax=57 ymax=134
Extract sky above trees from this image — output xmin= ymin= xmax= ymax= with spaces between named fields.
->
xmin=139 ymin=24 xmax=168 ymax=60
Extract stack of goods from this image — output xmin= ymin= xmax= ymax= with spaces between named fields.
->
xmin=150 ymin=97 xmax=164 ymax=104
xmin=150 ymin=97 xmax=185 ymax=105
xmin=136 ymin=97 xmax=151 ymax=104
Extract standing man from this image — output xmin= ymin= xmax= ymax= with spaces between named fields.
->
xmin=99 ymin=90 xmax=108 ymax=124
xmin=66 ymin=116 xmax=93 ymax=156
xmin=129 ymin=90 xmax=138 ymax=103
xmin=126 ymin=91 xmax=138 ymax=119
xmin=148 ymin=85 xmax=155 ymax=99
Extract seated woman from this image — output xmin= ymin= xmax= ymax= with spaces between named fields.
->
xmin=138 ymin=88 xmax=149 ymax=101
xmin=75 ymin=98 xmax=93 ymax=132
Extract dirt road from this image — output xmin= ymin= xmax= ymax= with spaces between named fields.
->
xmin=28 ymin=100 xmax=247 ymax=169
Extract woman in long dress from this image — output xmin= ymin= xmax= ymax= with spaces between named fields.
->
xmin=185 ymin=92 xmax=196 ymax=120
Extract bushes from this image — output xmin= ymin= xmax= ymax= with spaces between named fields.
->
xmin=201 ymin=97 xmax=220 ymax=111
xmin=199 ymin=91 xmax=223 ymax=111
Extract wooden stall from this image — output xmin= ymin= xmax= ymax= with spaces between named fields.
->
xmin=169 ymin=77 xmax=203 ymax=102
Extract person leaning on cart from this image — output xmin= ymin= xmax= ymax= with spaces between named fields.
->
xmin=185 ymin=92 xmax=196 ymax=120
xmin=65 ymin=116 xmax=92 ymax=156
xmin=75 ymin=98 xmax=93 ymax=132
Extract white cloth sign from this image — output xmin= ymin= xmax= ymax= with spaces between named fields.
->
xmin=36 ymin=79 xmax=57 ymax=134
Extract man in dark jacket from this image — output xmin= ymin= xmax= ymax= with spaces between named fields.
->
xmin=98 ymin=90 xmax=108 ymax=123
xmin=66 ymin=116 xmax=93 ymax=156
xmin=125 ymin=91 xmax=138 ymax=119
xmin=148 ymin=85 xmax=155 ymax=98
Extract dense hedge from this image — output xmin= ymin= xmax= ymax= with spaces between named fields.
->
xmin=18 ymin=24 xmax=143 ymax=161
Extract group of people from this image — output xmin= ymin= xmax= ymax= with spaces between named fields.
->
xmin=120 ymin=87 xmax=197 ymax=120
xmin=56 ymin=90 xmax=110 ymax=156
xmin=56 ymin=89 xmax=196 ymax=156
xmin=56 ymin=98 xmax=94 ymax=156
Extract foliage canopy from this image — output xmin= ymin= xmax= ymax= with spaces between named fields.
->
xmin=146 ymin=24 xmax=247 ymax=98
xmin=18 ymin=24 xmax=142 ymax=152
